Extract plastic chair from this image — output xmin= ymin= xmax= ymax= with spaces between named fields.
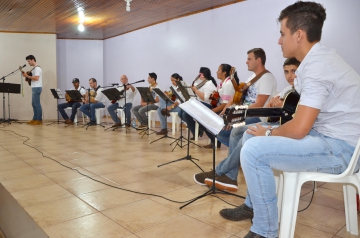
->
xmin=195 ymin=121 xmax=199 ymax=141
xmin=65 ymin=107 xmax=85 ymax=124
xmin=95 ymin=108 xmax=109 ymax=125
xmin=279 ymin=137 xmax=360 ymax=238
xmin=116 ymin=108 xmax=126 ymax=126
xmin=147 ymin=110 xmax=157 ymax=129
xmin=170 ymin=112 xmax=180 ymax=135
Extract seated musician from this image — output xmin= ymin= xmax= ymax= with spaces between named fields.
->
xmin=79 ymin=78 xmax=106 ymax=125
xmin=216 ymin=48 xmax=277 ymax=147
xmin=193 ymin=58 xmax=300 ymax=193
xmin=107 ymin=74 xmax=136 ymax=128
xmin=178 ymin=67 xmax=217 ymax=140
xmin=202 ymin=64 xmax=238 ymax=148
xmin=155 ymin=73 xmax=190 ymax=135
xmin=131 ymin=73 xmax=160 ymax=128
xmin=57 ymin=78 xmax=86 ymax=124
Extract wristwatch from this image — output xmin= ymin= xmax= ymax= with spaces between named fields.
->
xmin=171 ymin=105 xmax=175 ymax=109
xmin=265 ymin=127 xmax=274 ymax=136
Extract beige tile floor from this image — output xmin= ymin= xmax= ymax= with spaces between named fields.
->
xmin=0 ymin=121 xmax=359 ymax=238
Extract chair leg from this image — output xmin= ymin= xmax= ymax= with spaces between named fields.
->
xmin=195 ymin=122 xmax=199 ymax=141
xmin=343 ymin=184 xmax=358 ymax=235
xmin=95 ymin=109 xmax=100 ymax=124
xmin=279 ymin=172 xmax=302 ymax=238
xmin=172 ymin=116 xmax=176 ymax=135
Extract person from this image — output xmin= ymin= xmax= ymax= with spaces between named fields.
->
xmin=203 ymin=64 xmax=237 ymax=148
xmin=22 ymin=55 xmax=43 ymax=125
xmin=216 ymin=48 xmax=277 ymax=147
xmin=57 ymin=78 xmax=86 ymax=124
xmin=194 ymin=58 xmax=300 ymax=193
xmin=178 ymin=67 xmax=217 ymax=140
xmin=79 ymin=78 xmax=106 ymax=125
xmin=156 ymin=73 xmax=189 ymax=135
xmin=107 ymin=75 xmax=136 ymax=127
xmin=132 ymin=73 xmax=160 ymax=128
xmin=222 ymin=2 xmax=360 ymax=238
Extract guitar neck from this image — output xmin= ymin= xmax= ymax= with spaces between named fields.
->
xmin=245 ymin=108 xmax=285 ymax=117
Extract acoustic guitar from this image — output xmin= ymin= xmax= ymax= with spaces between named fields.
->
xmin=19 ymin=65 xmax=37 ymax=86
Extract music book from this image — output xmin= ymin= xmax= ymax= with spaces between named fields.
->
xmin=179 ymin=98 xmax=224 ymax=135
xmin=50 ymin=89 xmax=64 ymax=99
xmin=152 ymin=88 xmax=174 ymax=104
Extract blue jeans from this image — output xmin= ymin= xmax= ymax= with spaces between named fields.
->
xmin=79 ymin=103 xmax=105 ymax=122
xmin=132 ymin=104 xmax=158 ymax=125
xmin=157 ymin=97 xmax=181 ymax=130
xmin=58 ymin=102 xmax=81 ymax=121
xmin=32 ymin=87 xmax=42 ymax=120
xmin=241 ymin=129 xmax=357 ymax=238
xmin=216 ymin=117 xmax=262 ymax=147
xmin=107 ymin=103 xmax=133 ymax=124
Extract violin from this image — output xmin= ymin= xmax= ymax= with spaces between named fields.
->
xmin=209 ymin=91 xmax=220 ymax=108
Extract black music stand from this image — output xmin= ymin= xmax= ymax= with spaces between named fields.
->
xmin=47 ymin=89 xmax=65 ymax=125
xmin=169 ymin=85 xmax=201 ymax=151
xmin=137 ymin=87 xmax=157 ymax=137
xmin=63 ymin=90 xmax=84 ymax=126
xmin=150 ymin=88 xmax=177 ymax=144
xmin=0 ymin=83 xmax=21 ymax=124
xmin=177 ymin=100 xmax=243 ymax=209
xmin=102 ymin=88 xmax=124 ymax=131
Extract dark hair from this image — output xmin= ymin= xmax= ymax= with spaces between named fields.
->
xmin=247 ymin=48 xmax=266 ymax=65
xmin=25 ymin=55 xmax=36 ymax=62
xmin=278 ymin=1 xmax=326 ymax=43
xmin=149 ymin=72 xmax=157 ymax=81
xmin=89 ymin=78 xmax=97 ymax=83
xmin=171 ymin=73 xmax=183 ymax=81
xmin=220 ymin=64 xmax=239 ymax=84
xmin=283 ymin=58 xmax=300 ymax=67
xmin=199 ymin=67 xmax=217 ymax=87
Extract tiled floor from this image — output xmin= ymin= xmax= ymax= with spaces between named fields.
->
xmin=0 ymin=122 xmax=359 ymax=238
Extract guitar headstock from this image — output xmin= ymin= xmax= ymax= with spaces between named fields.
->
xmin=224 ymin=105 xmax=248 ymax=127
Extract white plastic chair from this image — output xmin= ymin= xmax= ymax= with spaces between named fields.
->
xmin=195 ymin=121 xmax=199 ymax=141
xmin=170 ymin=112 xmax=180 ymax=135
xmin=65 ymin=107 xmax=85 ymax=124
xmin=279 ymin=137 xmax=360 ymax=238
xmin=116 ymin=108 xmax=126 ymax=126
xmin=147 ymin=110 xmax=157 ymax=129
xmin=95 ymin=108 xmax=109 ymax=125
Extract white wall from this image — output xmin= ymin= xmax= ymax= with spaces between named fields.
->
xmin=103 ymin=0 xmax=360 ymax=106
xmin=0 ymin=33 xmax=57 ymax=120
xmin=57 ymin=39 xmax=104 ymax=92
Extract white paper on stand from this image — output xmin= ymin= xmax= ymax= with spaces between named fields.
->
xmin=179 ymin=98 xmax=224 ymax=135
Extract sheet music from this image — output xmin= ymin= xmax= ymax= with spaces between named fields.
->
xmin=179 ymin=98 xmax=224 ymax=135
xmin=55 ymin=89 xmax=64 ymax=99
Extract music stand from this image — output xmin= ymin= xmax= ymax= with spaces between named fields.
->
xmin=168 ymin=85 xmax=201 ymax=151
xmin=0 ymin=83 xmax=21 ymax=124
xmin=102 ymin=88 xmax=124 ymax=131
xmin=136 ymin=87 xmax=157 ymax=137
xmin=47 ymin=89 xmax=65 ymax=125
xmin=63 ymin=90 xmax=85 ymax=126
xmin=177 ymin=99 xmax=243 ymax=209
xmin=149 ymin=88 xmax=177 ymax=144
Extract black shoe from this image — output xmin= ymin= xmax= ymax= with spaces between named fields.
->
xmin=243 ymin=231 xmax=266 ymax=238
xmin=219 ymin=203 xmax=254 ymax=221
xmin=156 ymin=129 xmax=168 ymax=135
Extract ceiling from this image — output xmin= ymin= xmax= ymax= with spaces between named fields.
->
xmin=0 ymin=0 xmax=244 ymax=40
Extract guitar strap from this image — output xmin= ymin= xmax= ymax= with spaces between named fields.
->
xmin=243 ymin=70 xmax=270 ymax=90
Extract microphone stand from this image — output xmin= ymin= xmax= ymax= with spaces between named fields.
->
xmin=0 ymin=67 xmax=22 ymax=124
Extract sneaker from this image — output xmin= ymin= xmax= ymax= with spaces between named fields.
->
xmin=244 ymin=231 xmax=266 ymax=238
xmin=219 ymin=203 xmax=254 ymax=221
xmin=31 ymin=120 xmax=43 ymax=125
xmin=193 ymin=170 xmax=217 ymax=185
xmin=204 ymin=174 xmax=238 ymax=192
xmin=27 ymin=120 xmax=35 ymax=124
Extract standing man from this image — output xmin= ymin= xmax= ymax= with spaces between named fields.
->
xmin=57 ymin=78 xmax=86 ymax=124
xmin=22 ymin=55 xmax=43 ymax=125
xmin=107 ymin=74 xmax=136 ymax=127
xmin=79 ymin=78 xmax=106 ymax=125
xmin=227 ymin=2 xmax=360 ymax=238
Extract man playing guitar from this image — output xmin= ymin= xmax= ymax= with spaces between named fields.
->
xmin=57 ymin=78 xmax=86 ymax=124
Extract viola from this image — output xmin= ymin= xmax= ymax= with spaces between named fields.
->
xmin=209 ymin=91 xmax=220 ymax=108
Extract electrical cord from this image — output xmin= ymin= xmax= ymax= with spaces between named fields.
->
xmin=298 ymin=181 xmax=316 ymax=212
xmin=0 ymin=125 xmax=245 ymax=206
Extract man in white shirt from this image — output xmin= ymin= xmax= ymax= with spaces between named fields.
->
xmin=22 ymin=55 xmax=43 ymax=125
xmin=107 ymin=74 xmax=136 ymax=127
xmin=79 ymin=78 xmax=106 ymax=125
xmin=224 ymin=2 xmax=360 ymax=238
xmin=57 ymin=78 xmax=86 ymax=124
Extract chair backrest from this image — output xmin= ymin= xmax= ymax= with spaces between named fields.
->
xmin=343 ymin=137 xmax=360 ymax=176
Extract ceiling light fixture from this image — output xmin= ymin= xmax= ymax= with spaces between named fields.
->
xmin=125 ymin=0 xmax=132 ymax=11
xmin=77 ymin=7 xmax=85 ymax=32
